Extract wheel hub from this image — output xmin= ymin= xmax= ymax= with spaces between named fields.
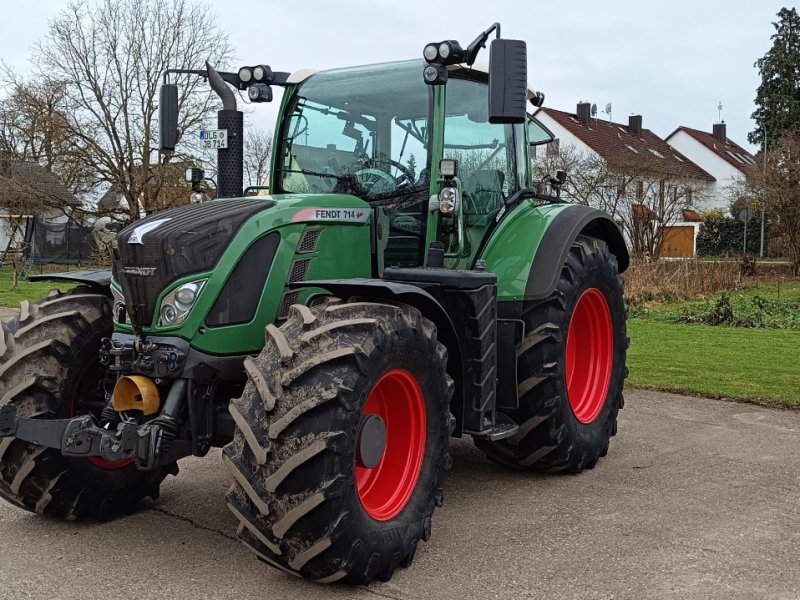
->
xmin=356 ymin=413 xmax=387 ymax=469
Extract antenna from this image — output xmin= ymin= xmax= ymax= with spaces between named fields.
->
xmin=603 ymin=102 xmax=612 ymax=122
xmin=717 ymin=101 xmax=723 ymax=123
xmin=591 ymin=103 xmax=597 ymax=118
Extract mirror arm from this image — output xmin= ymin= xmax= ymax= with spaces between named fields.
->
xmin=465 ymin=22 xmax=501 ymax=66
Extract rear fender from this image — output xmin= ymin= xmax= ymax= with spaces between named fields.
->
xmin=481 ymin=203 xmax=628 ymax=304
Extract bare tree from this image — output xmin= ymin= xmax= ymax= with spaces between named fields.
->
xmin=30 ymin=0 xmax=234 ymax=219
xmin=0 ymin=71 xmax=94 ymax=197
xmin=533 ymin=145 xmax=709 ymax=258
xmin=243 ymin=127 xmax=273 ymax=189
xmin=736 ymin=129 xmax=800 ymax=274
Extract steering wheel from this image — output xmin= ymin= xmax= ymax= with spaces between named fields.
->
xmin=353 ymin=157 xmax=416 ymax=195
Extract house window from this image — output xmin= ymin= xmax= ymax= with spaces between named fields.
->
xmin=686 ymin=188 xmax=693 ymax=204
xmin=546 ymin=138 xmax=560 ymax=157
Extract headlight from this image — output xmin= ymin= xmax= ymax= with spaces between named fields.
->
xmin=439 ymin=186 xmax=458 ymax=214
xmin=159 ymin=280 xmax=206 ymax=327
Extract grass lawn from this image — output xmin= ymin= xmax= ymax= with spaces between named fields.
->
xmin=627 ymin=318 xmax=800 ymax=406
xmin=632 ymin=282 xmax=800 ymax=321
xmin=0 ymin=269 xmax=65 ymax=308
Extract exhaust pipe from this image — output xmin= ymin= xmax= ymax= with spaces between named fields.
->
xmin=206 ymin=61 xmax=243 ymax=198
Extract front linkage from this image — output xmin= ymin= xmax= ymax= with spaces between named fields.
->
xmin=0 ymin=404 xmax=181 ymax=471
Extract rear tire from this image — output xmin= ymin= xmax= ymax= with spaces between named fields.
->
xmin=476 ymin=235 xmax=627 ymax=473
xmin=0 ymin=288 xmax=172 ymax=520
xmin=224 ymin=299 xmax=453 ymax=584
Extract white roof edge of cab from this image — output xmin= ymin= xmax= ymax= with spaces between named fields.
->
xmin=286 ymin=68 xmax=320 ymax=83
xmin=286 ymin=60 xmax=538 ymax=98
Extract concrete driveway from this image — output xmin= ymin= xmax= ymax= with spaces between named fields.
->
xmin=1 ymin=389 xmax=799 ymax=600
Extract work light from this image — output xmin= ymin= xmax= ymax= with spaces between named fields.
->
xmin=439 ymin=159 xmax=458 ymax=178
xmin=423 ymin=64 xmax=448 ymax=85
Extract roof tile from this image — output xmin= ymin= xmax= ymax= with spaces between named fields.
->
xmin=667 ymin=126 xmax=756 ymax=172
xmin=537 ymin=108 xmax=716 ymax=182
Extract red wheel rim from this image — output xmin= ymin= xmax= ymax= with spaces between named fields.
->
xmin=565 ymin=288 xmax=614 ymax=424
xmin=356 ymin=369 xmax=426 ymax=521
xmin=70 ymin=360 xmax=132 ymax=470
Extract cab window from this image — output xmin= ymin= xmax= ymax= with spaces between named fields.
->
xmin=444 ymin=78 xmax=522 ymax=218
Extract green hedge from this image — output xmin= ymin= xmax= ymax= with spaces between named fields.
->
xmin=696 ymin=212 xmax=766 ymax=256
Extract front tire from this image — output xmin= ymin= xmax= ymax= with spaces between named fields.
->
xmin=0 ymin=288 xmax=172 ymax=519
xmin=224 ymin=299 xmax=453 ymax=584
xmin=476 ymin=235 xmax=627 ymax=472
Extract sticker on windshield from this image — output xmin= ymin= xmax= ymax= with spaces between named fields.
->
xmin=292 ymin=208 xmax=371 ymax=223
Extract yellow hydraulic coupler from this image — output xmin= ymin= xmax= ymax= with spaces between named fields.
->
xmin=112 ymin=375 xmax=161 ymax=415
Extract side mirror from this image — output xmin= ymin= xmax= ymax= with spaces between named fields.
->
xmin=488 ymin=39 xmax=527 ymax=124
xmin=159 ymin=84 xmax=179 ymax=152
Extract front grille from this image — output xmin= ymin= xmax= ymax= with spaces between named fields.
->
xmin=278 ymin=291 xmax=300 ymax=320
xmin=288 ymin=259 xmax=311 ymax=283
xmin=113 ymin=198 xmax=274 ymax=326
xmin=297 ymin=230 xmax=320 ymax=253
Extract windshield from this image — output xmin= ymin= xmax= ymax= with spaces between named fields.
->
xmin=276 ymin=61 xmax=433 ymax=205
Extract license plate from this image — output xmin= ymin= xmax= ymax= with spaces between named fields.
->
xmin=200 ymin=129 xmax=228 ymax=149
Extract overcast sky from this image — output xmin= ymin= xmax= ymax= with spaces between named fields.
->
xmin=0 ymin=0 xmax=790 ymax=151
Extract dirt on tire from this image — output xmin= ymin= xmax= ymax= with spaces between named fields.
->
xmin=476 ymin=235 xmax=628 ymax=473
xmin=0 ymin=287 xmax=173 ymax=520
xmin=223 ymin=298 xmax=453 ymax=584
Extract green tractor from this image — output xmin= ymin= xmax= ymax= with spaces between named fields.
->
xmin=0 ymin=24 xmax=628 ymax=584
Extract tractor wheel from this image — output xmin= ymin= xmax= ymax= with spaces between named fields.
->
xmin=224 ymin=299 xmax=453 ymax=584
xmin=476 ymin=235 xmax=627 ymax=473
xmin=0 ymin=288 xmax=173 ymax=519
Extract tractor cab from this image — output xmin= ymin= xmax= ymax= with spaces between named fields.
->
xmin=271 ymin=58 xmax=552 ymax=272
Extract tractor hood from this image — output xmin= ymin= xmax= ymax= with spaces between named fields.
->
xmin=114 ymin=198 xmax=276 ymax=326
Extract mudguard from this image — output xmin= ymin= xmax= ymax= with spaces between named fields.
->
xmin=28 ymin=269 xmax=112 ymax=291
xmin=295 ymin=278 xmax=467 ymax=434
xmin=480 ymin=203 xmax=628 ymax=303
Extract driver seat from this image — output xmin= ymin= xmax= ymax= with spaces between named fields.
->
xmin=465 ymin=169 xmax=505 ymax=215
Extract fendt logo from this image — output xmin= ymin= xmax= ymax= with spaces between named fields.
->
xmin=122 ymin=266 xmax=157 ymax=276
xmin=292 ymin=208 xmax=370 ymax=223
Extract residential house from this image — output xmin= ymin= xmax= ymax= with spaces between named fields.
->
xmin=0 ymin=156 xmax=78 ymax=256
xmin=665 ymin=123 xmax=756 ymax=210
xmin=97 ymin=160 xmax=205 ymax=217
xmin=533 ymin=103 xmax=716 ymax=257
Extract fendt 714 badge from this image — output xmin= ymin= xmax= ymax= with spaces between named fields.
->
xmin=292 ymin=207 xmax=371 ymax=223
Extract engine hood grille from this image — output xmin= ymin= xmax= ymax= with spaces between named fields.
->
xmin=113 ymin=198 xmax=275 ymax=327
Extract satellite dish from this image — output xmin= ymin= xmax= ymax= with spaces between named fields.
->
xmin=605 ymin=102 xmax=612 ymax=114
xmin=591 ymin=103 xmax=597 ymax=117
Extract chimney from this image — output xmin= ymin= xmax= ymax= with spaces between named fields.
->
xmin=713 ymin=122 xmax=727 ymax=145
xmin=577 ymin=102 xmax=591 ymax=125
xmin=628 ymin=115 xmax=642 ymax=137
